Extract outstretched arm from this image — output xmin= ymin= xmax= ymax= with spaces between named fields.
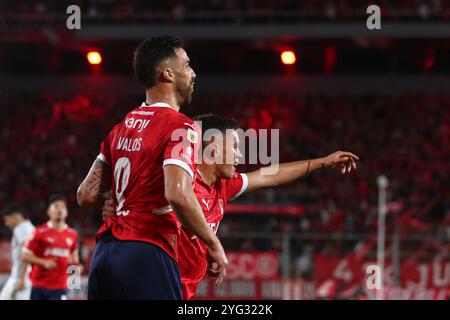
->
xmin=245 ymin=151 xmax=359 ymax=193
xmin=77 ymin=159 xmax=112 ymax=208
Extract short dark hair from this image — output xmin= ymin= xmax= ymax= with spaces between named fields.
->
xmin=48 ymin=194 xmax=67 ymax=207
xmin=133 ymin=35 xmax=184 ymax=88
xmin=193 ymin=114 xmax=238 ymax=136
xmin=1 ymin=204 xmax=24 ymax=217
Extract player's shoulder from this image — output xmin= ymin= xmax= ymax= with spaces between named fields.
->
xmin=109 ymin=121 xmax=124 ymax=135
xmin=160 ymin=112 xmax=199 ymax=145
xmin=65 ymin=227 xmax=78 ymax=236
xmin=166 ymin=111 xmax=196 ymax=128
xmin=173 ymin=111 xmax=194 ymax=122
xmin=228 ymin=171 xmax=243 ymax=183
xmin=233 ymin=171 xmax=243 ymax=179
xmin=100 ymin=121 xmax=122 ymax=143
xmin=34 ymin=223 xmax=51 ymax=234
xmin=15 ymin=220 xmax=34 ymax=233
xmin=221 ymin=171 xmax=244 ymax=190
xmin=23 ymin=220 xmax=35 ymax=229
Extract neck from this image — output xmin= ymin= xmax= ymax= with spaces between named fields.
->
xmin=146 ymin=86 xmax=180 ymax=112
xmin=197 ymin=164 xmax=219 ymax=186
xmin=50 ymin=220 xmax=65 ymax=231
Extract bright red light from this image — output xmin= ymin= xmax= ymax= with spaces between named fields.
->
xmin=281 ymin=51 xmax=296 ymax=65
xmin=87 ymin=51 xmax=102 ymax=65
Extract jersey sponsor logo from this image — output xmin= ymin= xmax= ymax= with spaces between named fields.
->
xmin=124 ymin=117 xmax=150 ymax=133
xmin=65 ymin=238 xmax=73 ymax=247
xmin=46 ymin=237 xmax=55 ymax=243
xmin=184 ymin=122 xmax=196 ymax=130
xmin=202 ymin=199 xmax=210 ymax=211
xmin=131 ymin=110 xmax=155 ymax=116
xmin=44 ymin=247 xmax=71 ymax=257
xmin=187 ymin=128 xmax=198 ymax=144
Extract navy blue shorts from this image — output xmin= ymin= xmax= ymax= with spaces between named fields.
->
xmin=87 ymin=231 xmax=182 ymax=300
xmin=30 ymin=287 xmax=67 ymax=300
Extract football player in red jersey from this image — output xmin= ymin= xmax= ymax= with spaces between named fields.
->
xmin=22 ymin=195 xmax=79 ymax=300
xmin=103 ymin=114 xmax=360 ymax=299
xmin=77 ymin=36 xmax=228 ymax=300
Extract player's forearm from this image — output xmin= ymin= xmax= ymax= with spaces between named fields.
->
xmin=164 ymin=165 xmax=219 ymax=248
xmin=18 ymin=257 xmax=29 ymax=280
xmin=250 ymin=158 xmax=325 ymax=190
xmin=167 ymin=190 xmax=218 ymax=248
xmin=77 ymin=183 xmax=111 ymax=208
xmin=271 ymin=158 xmax=324 ymax=185
xmin=22 ymin=252 xmax=47 ymax=267
xmin=77 ymin=159 xmax=112 ymax=208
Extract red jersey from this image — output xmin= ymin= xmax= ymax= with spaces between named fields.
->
xmin=96 ymin=102 xmax=200 ymax=261
xmin=179 ymin=171 xmax=248 ymax=299
xmin=24 ymin=222 xmax=78 ymax=290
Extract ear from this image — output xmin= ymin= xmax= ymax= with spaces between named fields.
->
xmin=160 ymin=67 xmax=175 ymax=83
xmin=210 ymin=144 xmax=217 ymax=158
xmin=212 ymin=143 xmax=223 ymax=158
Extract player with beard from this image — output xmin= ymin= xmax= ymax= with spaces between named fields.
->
xmin=77 ymin=36 xmax=228 ymax=299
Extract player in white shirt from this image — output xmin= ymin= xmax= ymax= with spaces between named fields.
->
xmin=1 ymin=206 xmax=35 ymax=300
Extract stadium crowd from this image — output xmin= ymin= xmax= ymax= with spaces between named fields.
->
xmin=1 ymin=0 xmax=450 ymax=23
xmin=0 ymin=92 xmax=448 ymax=242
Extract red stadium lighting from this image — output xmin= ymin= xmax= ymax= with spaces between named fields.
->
xmin=281 ymin=51 xmax=296 ymax=65
xmin=87 ymin=51 xmax=102 ymax=65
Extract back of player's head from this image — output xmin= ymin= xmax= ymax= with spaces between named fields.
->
xmin=1 ymin=204 xmax=24 ymax=218
xmin=48 ymin=194 xmax=67 ymax=208
xmin=133 ymin=35 xmax=184 ymax=88
xmin=193 ymin=114 xmax=238 ymax=136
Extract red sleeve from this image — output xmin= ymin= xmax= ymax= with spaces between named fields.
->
xmin=163 ymin=117 xmax=201 ymax=179
xmin=225 ymin=171 xmax=248 ymax=201
xmin=24 ymin=229 xmax=40 ymax=255
xmin=97 ymin=130 xmax=112 ymax=165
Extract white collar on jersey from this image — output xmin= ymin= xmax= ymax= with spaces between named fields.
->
xmin=141 ymin=102 xmax=172 ymax=108
xmin=47 ymin=221 xmax=68 ymax=230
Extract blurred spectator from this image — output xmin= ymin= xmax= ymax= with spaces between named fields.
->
xmin=1 ymin=0 xmax=450 ymax=24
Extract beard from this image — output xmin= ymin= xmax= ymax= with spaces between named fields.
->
xmin=176 ymin=80 xmax=194 ymax=106
xmin=185 ymin=88 xmax=193 ymax=105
